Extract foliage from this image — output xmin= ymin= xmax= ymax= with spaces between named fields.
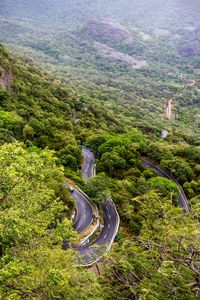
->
xmin=0 ymin=142 xmax=102 ymax=299
xmin=101 ymin=191 xmax=200 ymax=300
xmin=84 ymin=173 xmax=111 ymax=204
xmin=148 ymin=176 xmax=180 ymax=205
xmin=0 ymin=9 xmax=200 ymax=296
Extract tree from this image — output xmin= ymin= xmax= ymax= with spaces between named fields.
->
xmin=98 ymin=152 xmax=126 ymax=177
xmin=0 ymin=142 xmax=102 ymax=299
xmin=23 ymin=123 xmax=34 ymax=140
xmin=86 ymin=134 xmax=108 ymax=155
xmin=84 ymin=173 xmax=111 ymax=204
xmin=101 ymin=191 xmax=200 ymax=299
xmin=161 ymin=157 xmax=194 ymax=183
xmin=148 ymin=176 xmax=180 ymax=205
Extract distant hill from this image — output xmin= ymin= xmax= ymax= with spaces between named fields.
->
xmin=81 ymin=19 xmax=132 ymax=42
xmin=1 ymin=0 xmax=200 ymax=131
xmin=1 ymin=2 xmax=200 ymax=298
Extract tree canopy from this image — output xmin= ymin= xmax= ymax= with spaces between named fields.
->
xmin=0 ymin=142 xmax=102 ymax=299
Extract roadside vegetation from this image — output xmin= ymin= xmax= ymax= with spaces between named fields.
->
xmin=0 ymin=2 xmax=200 ymax=295
xmin=1 ymin=43 xmax=200 ymax=298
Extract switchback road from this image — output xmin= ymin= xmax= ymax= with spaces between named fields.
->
xmin=77 ymin=197 xmax=119 ymax=266
xmin=69 ymin=150 xmax=189 ymax=266
xmin=71 ymin=147 xmax=120 ymax=266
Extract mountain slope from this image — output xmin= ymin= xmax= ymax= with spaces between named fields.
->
xmin=1 ymin=1 xmax=200 ymax=131
xmin=0 ymin=1 xmax=200 ymax=297
xmin=0 ymin=42 xmax=200 ymax=298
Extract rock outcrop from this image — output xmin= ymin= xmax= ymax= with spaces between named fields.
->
xmin=82 ymin=19 xmax=132 ymax=42
xmin=94 ymin=42 xmax=147 ymax=69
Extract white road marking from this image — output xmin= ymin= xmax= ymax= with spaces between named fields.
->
xmin=90 ymin=248 xmax=96 ymax=256
xmin=104 ymin=234 xmax=107 ymax=240
xmin=108 ymin=224 xmax=110 ymax=229
xmin=108 ymin=214 xmax=111 ymax=220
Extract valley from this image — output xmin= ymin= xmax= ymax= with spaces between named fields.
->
xmin=1 ymin=1 xmax=200 ymax=133
xmin=0 ymin=1 xmax=200 ymax=299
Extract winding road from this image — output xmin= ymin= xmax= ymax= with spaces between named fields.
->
xmin=82 ymin=146 xmax=95 ymax=182
xmin=64 ymin=147 xmax=97 ymax=236
xmin=72 ymin=189 xmax=94 ymax=234
xmin=77 ymin=198 xmax=119 ymax=266
xmin=69 ymin=149 xmax=189 ymax=266
xmin=70 ymin=147 xmax=120 ymax=266
xmin=141 ymin=157 xmax=190 ymax=213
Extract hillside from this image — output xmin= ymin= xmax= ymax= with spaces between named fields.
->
xmin=81 ymin=19 xmax=132 ymax=42
xmin=1 ymin=1 xmax=200 ymax=131
xmin=0 ymin=42 xmax=200 ymax=299
xmin=0 ymin=44 xmax=132 ymax=159
xmin=0 ymin=1 xmax=200 ymax=299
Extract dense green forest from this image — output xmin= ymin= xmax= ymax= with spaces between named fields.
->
xmin=0 ymin=1 xmax=200 ymax=299
xmin=1 ymin=0 xmax=200 ymax=132
xmin=0 ymin=42 xmax=200 ymax=299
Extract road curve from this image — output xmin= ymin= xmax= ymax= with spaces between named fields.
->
xmin=69 ymin=152 xmax=189 ymax=265
xmin=82 ymin=146 xmax=95 ymax=182
xmin=64 ymin=181 xmax=94 ymax=235
xmin=141 ymin=157 xmax=190 ymax=213
xmin=77 ymin=198 xmax=120 ymax=266
xmin=70 ymin=147 xmax=120 ymax=266
xmin=72 ymin=189 xmax=94 ymax=234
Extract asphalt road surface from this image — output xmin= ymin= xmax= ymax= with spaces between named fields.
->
xmin=141 ymin=158 xmax=190 ymax=213
xmin=72 ymin=189 xmax=94 ymax=234
xmin=70 ymin=146 xmax=120 ymax=266
xmin=71 ymin=146 xmax=95 ymax=234
xmin=77 ymin=198 xmax=119 ymax=266
xmin=82 ymin=146 xmax=95 ymax=182
xmin=69 ymin=150 xmax=189 ymax=265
